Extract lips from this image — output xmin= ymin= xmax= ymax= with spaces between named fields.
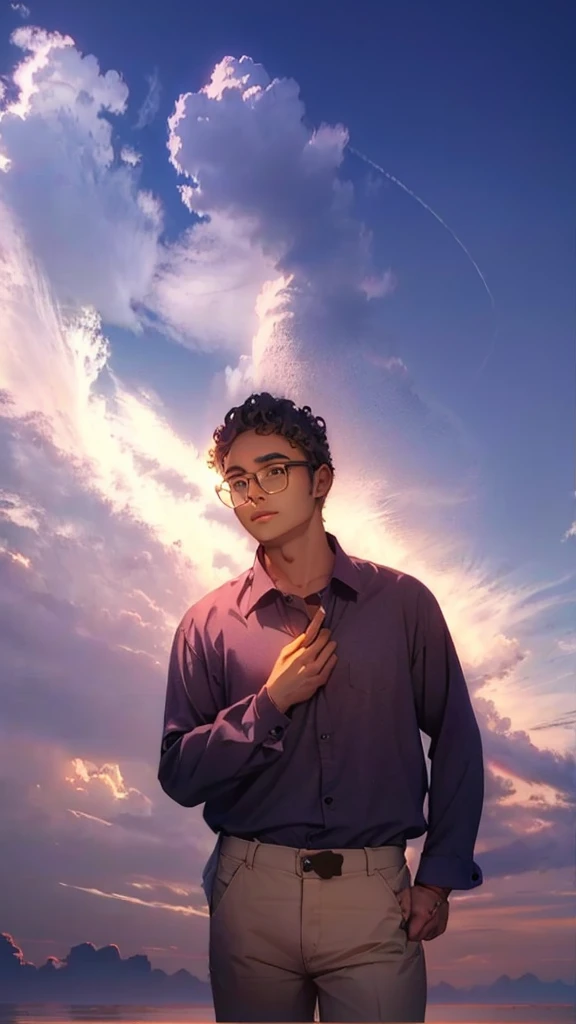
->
xmin=251 ymin=511 xmax=278 ymax=521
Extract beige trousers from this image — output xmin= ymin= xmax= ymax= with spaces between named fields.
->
xmin=208 ymin=837 xmax=427 ymax=1023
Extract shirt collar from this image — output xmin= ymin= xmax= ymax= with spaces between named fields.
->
xmin=238 ymin=532 xmax=361 ymax=619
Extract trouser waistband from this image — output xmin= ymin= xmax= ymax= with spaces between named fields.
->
xmin=220 ymin=835 xmax=407 ymax=878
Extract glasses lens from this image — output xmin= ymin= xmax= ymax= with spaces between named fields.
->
xmin=218 ymin=464 xmax=289 ymax=508
xmin=258 ymin=465 xmax=288 ymax=493
xmin=217 ymin=484 xmax=234 ymax=508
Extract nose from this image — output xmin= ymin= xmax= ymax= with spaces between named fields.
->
xmin=245 ymin=476 xmax=267 ymax=503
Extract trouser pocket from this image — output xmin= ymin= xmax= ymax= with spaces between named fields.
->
xmin=210 ymin=852 xmax=246 ymax=918
xmin=373 ymin=861 xmax=412 ymax=926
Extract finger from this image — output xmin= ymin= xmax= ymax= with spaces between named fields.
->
xmin=414 ymin=907 xmax=449 ymax=942
xmin=310 ymin=651 xmax=338 ymax=687
xmin=300 ymin=628 xmax=332 ymax=662
xmin=406 ymin=909 xmax=432 ymax=941
xmin=287 ymin=613 xmax=325 ymax=654
xmin=311 ymin=639 xmax=338 ymax=673
xmin=301 ymin=605 xmax=326 ymax=647
xmin=409 ymin=919 xmax=436 ymax=942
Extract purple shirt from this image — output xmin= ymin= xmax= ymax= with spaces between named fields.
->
xmin=158 ymin=532 xmax=484 ymax=891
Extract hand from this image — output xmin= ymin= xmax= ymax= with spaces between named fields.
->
xmin=404 ymin=884 xmax=450 ymax=942
xmin=265 ymin=606 xmax=338 ymax=714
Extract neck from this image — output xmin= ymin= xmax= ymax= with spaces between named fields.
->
xmin=262 ymin=517 xmax=335 ymax=595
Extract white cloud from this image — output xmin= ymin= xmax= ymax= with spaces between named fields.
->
xmin=562 ymin=519 xmax=576 ymax=540
xmin=135 ymin=67 xmax=161 ymax=129
xmin=10 ymin=3 xmax=30 ymax=18
xmin=0 ymin=38 xmax=280 ymax=353
xmin=168 ymin=55 xmax=369 ymax=287
xmin=147 ymin=210 xmax=274 ymax=350
xmin=120 ymin=145 xmax=141 ymax=166
xmin=0 ymin=28 xmax=162 ymax=328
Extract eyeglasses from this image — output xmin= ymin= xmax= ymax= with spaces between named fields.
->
xmin=215 ymin=461 xmax=313 ymax=509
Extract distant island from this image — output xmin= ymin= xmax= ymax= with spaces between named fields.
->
xmin=0 ymin=932 xmax=573 ymax=1005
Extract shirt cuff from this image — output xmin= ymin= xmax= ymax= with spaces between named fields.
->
xmin=415 ymin=854 xmax=483 ymax=891
xmin=254 ymin=686 xmax=292 ymax=746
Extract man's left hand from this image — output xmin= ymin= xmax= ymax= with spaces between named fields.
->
xmin=404 ymin=884 xmax=450 ymax=942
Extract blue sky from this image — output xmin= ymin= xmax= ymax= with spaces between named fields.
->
xmin=0 ymin=0 xmax=574 ymax=989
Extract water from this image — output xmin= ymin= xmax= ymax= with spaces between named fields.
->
xmin=0 ymin=1005 xmax=572 ymax=1023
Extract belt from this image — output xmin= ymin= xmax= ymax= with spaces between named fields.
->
xmin=301 ymin=850 xmax=344 ymax=879
xmin=222 ymin=836 xmax=344 ymax=878
xmin=220 ymin=836 xmax=407 ymax=881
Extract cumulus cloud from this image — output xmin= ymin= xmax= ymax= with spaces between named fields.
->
xmin=166 ymin=55 xmax=489 ymax=513
xmin=66 ymin=759 xmax=153 ymax=817
xmin=120 ymin=145 xmax=141 ymax=166
xmin=0 ymin=28 xmax=161 ymax=328
xmin=168 ymin=56 xmax=379 ymax=308
xmin=0 ymin=36 xmax=277 ymax=352
xmin=147 ymin=211 xmax=274 ymax=349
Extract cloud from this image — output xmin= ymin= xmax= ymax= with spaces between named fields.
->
xmin=59 ymin=882 xmax=208 ymax=919
xmin=66 ymin=759 xmax=152 ymax=817
xmin=120 ymin=145 xmax=141 ymax=166
xmin=147 ymin=210 xmax=274 ymax=350
xmin=166 ymin=54 xmax=492 ymax=511
xmin=135 ymin=67 xmax=161 ymax=129
xmin=0 ymin=28 xmax=162 ymax=328
xmin=562 ymin=519 xmax=576 ymax=541
xmin=10 ymin=2 xmax=30 ymax=18
xmin=0 ymin=930 xmax=212 ymax=1001
xmin=168 ymin=56 xmax=377 ymax=303
xmin=0 ymin=201 xmax=257 ymax=771
xmin=0 ymin=37 xmax=276 ymax=352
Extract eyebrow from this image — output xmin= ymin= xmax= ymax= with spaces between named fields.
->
xmin=224 ymin=452 xmax=291 ymax=478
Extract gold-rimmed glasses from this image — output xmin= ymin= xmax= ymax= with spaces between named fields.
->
xmin=215 ymin=461 xmax=313 ymax=509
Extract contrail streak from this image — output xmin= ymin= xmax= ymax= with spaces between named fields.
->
xmin=348 ymin=145 xmax=497 ymax=374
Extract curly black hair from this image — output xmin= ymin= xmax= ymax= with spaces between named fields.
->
xmin=207 ymin=392 xmax=334 ymax=510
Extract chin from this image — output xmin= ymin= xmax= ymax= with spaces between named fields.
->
xmin=252 ymin=516 xmax=309 ymax=546
xmin=245 ymin=517 xmax=283 ymax=541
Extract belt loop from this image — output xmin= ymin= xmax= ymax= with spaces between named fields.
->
xmin=364 ymin=847 xmax=376 ymax=876
xmin=244 ymin=839 xmax=260 ymax=871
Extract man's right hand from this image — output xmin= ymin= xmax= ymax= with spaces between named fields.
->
xmin=264 ymin=606 xmax=338 ymax=714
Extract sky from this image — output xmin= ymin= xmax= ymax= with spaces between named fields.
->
xmin=0 ymin=0 xmax=574 ymax=993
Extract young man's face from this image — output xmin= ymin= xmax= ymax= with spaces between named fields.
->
xmin=222 ymin=429 xmax=330 ymax=544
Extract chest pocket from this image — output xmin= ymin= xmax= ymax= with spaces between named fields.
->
xmin=344 ymin=659 xmax=387 ymax=696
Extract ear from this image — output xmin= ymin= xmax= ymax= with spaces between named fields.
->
xmin=313 ymin=464 xmax=333 ymax=498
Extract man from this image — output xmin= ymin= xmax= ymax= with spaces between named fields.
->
xmin=158 ymin=392 xmax=484 ymax=1023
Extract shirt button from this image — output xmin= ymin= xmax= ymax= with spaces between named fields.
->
xmin=320 ymin=733 xmax=330 ymax=740
xmin=269 ymin=726 xmax=283 ymax=737
xmin=472 ymin=871 xmax=480 ymax=881
xmin=324 ymin=796 xmax=333 ymax=805
xmin=285 ymin=595 xmax=293 ymax=603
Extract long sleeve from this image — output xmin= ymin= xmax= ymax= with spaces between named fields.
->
xmin=158 ymin=625 xmax=292 ymax=808
xmin=410 ymin=584 xmax=485 ymax=891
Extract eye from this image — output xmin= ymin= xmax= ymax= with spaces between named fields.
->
xmin=231 ymin=479 xmax=247 ymax=492
xmin=265 ymin=465 xmax=285 ymax=478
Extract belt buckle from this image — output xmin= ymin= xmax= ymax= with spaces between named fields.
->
xmin=303 ymin=851 xmax=344 ymax=879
